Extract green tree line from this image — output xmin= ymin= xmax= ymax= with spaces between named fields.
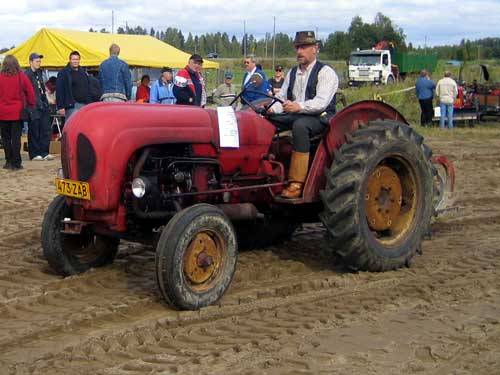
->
xmin=54 ymin=15 xmax=500 ymax=62
xmin=99 ymin=13 xmax=408 ymax=60
xmin=408 ymin=37 xmax=500 ymax=61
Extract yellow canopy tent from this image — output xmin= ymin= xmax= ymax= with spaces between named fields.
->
xmin=5 ymin=28 xmax=219 ymax=69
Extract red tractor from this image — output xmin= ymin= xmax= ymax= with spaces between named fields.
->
xmin=42 ymin=93 xmax=454 ymax=310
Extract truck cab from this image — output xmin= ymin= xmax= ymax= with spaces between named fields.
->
xmin=348 ymin=50 xmax=394 ymax=86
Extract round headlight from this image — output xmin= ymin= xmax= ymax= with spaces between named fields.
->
xmin=132 ymin=178 xmax=147 ymax=198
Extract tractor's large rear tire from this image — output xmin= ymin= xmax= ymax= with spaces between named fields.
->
xmin=319 ymin=121 xmax=434 ymax=271
xmin=42 ymin=196 xmax=120 ymax=276
xmin=155 ymin=204 xmax=237 ymax=310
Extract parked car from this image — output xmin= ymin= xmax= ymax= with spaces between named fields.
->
xmin=206 ymin=52 xmax=219 ymax=59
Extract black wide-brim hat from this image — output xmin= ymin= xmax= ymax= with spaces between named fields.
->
xmin=293 ymin=31 xmax=318 ymax=46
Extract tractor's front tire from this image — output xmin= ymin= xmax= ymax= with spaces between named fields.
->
xmin=42 ymin=196 xmax=119 ymax=276
xmin=155 ymin=204 xmax=237 ymax=310
xmin=320 ymin=120 xmax=434 ymax=271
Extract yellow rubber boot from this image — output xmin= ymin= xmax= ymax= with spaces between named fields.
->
xmin=281 ymin=151 xmax=310 ymax=199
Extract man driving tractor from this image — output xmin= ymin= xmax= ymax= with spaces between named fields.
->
xmin=270 ymin=31 xmax=339 ymax=199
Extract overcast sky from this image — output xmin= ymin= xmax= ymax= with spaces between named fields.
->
xmin=0 ymin=0 xmax=498 ymax=49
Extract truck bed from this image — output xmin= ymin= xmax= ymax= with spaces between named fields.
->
xmin=393 ymin=52 xmax=437 ymax=74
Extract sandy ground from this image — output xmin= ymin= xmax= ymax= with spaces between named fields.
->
xmin=1 ymin=132 xmax=500 ymax=375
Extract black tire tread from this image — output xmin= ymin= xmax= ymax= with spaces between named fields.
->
xmin=155 ymin=203 xmax=237 ymax=310
xmin=319 ymin=121 xmax=434 ymax=272
xmin=41 ymin=196 xmax=119 ymax=276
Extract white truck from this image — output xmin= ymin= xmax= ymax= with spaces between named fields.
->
xmin=348 ymin=47 xmax=437 ymax=87
xmin=348 ymin=49 xmax=395 ymax=86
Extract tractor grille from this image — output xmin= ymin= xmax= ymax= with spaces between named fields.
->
xmin=77 ymin=133 xmax=96 ymax=181
xmin=359 ymin=69 xmax=370 ymax=77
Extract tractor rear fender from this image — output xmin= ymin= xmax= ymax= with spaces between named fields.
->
xmin=302 ymin=100 xmax=409 ymax=202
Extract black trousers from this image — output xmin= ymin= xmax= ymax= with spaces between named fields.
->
xmin=419 ymin=98 xmax=434 ymax=126
xmin=28 ymin=109 xmax=51 ymax=159
xmin=270 ymin=113 xmax=326 ymax=153
xmin=0 ymin=120 xmax=23 ymax=167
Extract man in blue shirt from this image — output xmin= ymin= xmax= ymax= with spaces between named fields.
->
xmin=150 ymin=67 xmax=176 ymax=104
xmin=241 ymin=55 xmax=270 ymax=105
xmin=415 ymin=70 xmax=436 ymax=126
xmin=99 ymin=44 xmax=132 ymax=102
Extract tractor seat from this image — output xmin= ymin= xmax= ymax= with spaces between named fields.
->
xmin=274 ymin=127 xmax=328 ymax=144
xmin=269 ymin=113 xmax=332 ymax=143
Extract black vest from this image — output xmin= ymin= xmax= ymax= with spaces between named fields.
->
xmin=287 ymin=61 xmax=336 ymax=116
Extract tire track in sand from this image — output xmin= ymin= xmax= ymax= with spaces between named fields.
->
xmin=3 ymin=218 xmax=500 ymax=373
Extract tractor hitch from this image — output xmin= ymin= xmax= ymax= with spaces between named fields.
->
xmin=61 ymin=219 xmax=91 ymax=235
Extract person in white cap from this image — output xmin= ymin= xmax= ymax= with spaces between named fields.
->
xmin=213 ymin=71 xmax=238 ymax=107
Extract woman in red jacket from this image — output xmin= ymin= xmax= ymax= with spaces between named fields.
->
xmin=0 ymin=55 xmax=35 ymax=170
xmin=136 ymin=74 xmax=150 ymax=103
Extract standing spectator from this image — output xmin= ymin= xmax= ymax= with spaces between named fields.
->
xmin=136 ymin=75 xmax=151 ymax=103
xmin=0 ymin=55 xmax=35 ymax=170
xmin=56 ymin=51 xmax=91 ymax=119
xmin=25 ymin=52 xmax=53 ymax=161
xmin=173 ymin=54 xmax=206 ymax=106
xmin=151 ymin=68 xmax=176 ymax=104
xmin=241 ymin=55 xmax=270 ymax=104
xmin=45 ymin=76 xmax=57 ymax=106
xmin=436 ymin=71 xmax=458 ymax=129
xmin=268 ymin=65 xmax=285 ymax=95
xmin=415 ymin=70 xmax=435 ymax=127
xmin=213 ymin=71 xmax=237 ymax=106
xmin=87 ymin=70 xmax=102 ymax=103
xmin=99 ymin=44 xmax=132 ymax=102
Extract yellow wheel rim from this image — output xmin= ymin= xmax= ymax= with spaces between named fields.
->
xmin=365 ymin=158 xmax=418 ymax=246
xmin=183 ymin=231 xmax=224 ymax=291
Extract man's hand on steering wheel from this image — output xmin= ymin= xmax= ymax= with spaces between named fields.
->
xmin=282 ymin=100 xmax=301 ymax=113
xmin=262 ymin=93 xmax=284 ymax=113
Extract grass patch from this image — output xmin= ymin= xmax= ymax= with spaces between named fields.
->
xmin=416 ymin=122 xmax=500 ymax=140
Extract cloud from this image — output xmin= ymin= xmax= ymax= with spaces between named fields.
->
xmin=0 ymin=0 xmax=498 ymax=48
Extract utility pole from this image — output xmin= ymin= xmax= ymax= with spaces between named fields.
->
xmin=265 ymin=33 xmax=268 ymax=59
xmin=111 ymin=10 xmax=114 ymax=34
xmin=315 ymin=27 xmax=319 ymax=53
xmin=272 ymin=16 xmax=276 ymax=69
xmin=424 ymin=35 xmax=427 ymax=55
xmin=243 ymin=20 xmax=247 ymax=56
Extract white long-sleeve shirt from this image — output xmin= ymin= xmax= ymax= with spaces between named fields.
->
xmin=272 ymin=60 xmax=338 ymax=114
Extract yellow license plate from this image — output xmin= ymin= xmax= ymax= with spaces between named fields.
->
xmin=55 ymin=178 xmax=91 ymax=200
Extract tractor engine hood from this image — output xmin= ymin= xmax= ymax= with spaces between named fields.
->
xmin=61 ymin=102 xmax=218 ymax=211
xmin=60 ymin=102 xmax=275 ymax=212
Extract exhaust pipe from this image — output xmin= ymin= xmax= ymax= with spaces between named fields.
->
xmin=217 ymin=203 xmax=264 ymax=221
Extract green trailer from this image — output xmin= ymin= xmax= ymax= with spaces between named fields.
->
xmin=392 ymin=52 xmax=438 ymax=74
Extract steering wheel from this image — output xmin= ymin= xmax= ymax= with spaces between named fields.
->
xmin=229 ymin=88 xmax=284 ymax=115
